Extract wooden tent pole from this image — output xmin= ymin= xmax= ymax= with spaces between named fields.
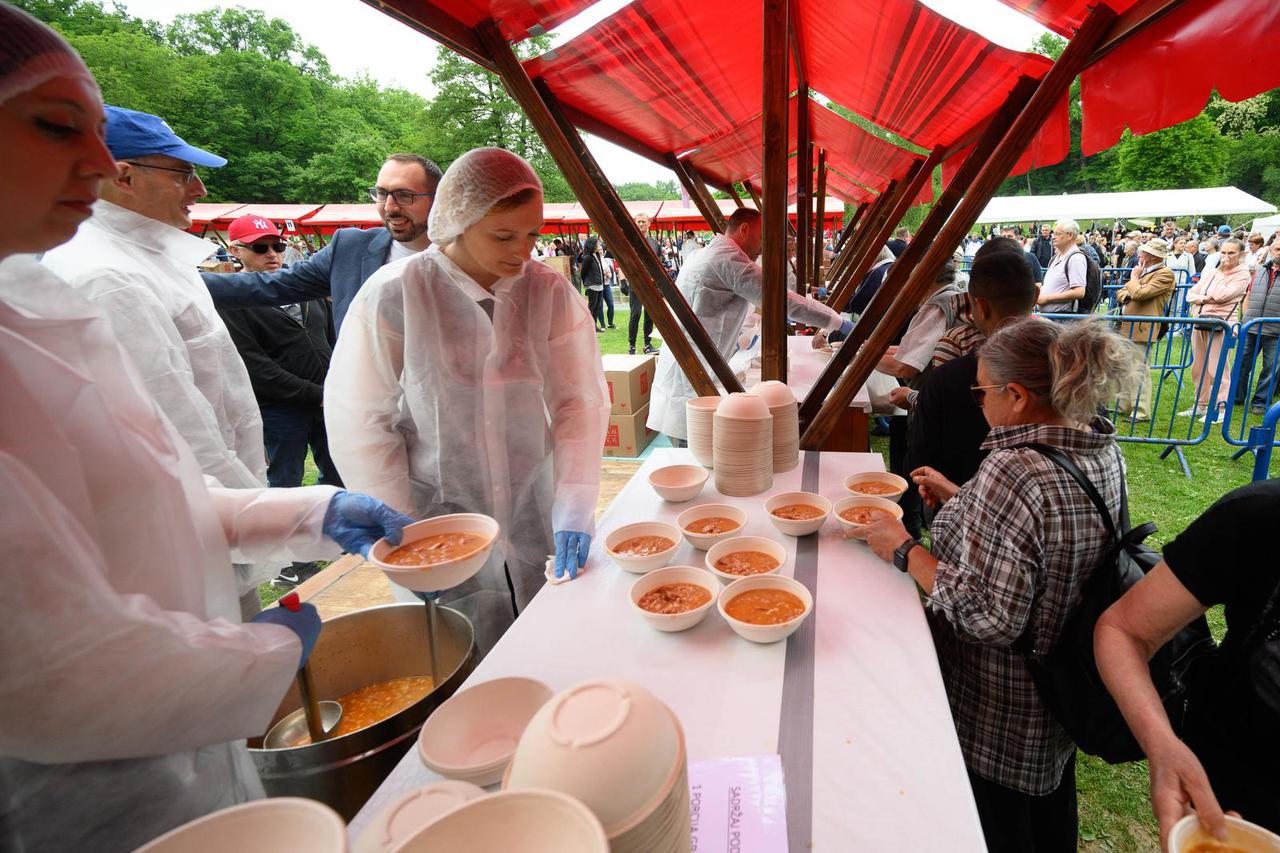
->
xmin=812 ymin=149 xmax=828 ymax=289
xmin=760 ymin=0 xmax=791 ymax=381
xmin=689 ymin=169 xmax=728 ymax=233
xmin=474 ymin=20 xmax=741 ymax=396
xmin=824 ymin=178 xmax=896 ymax=289
xmin=800 ymin=6 xmax=1118 ymax=447
xmin=729 ymin=186 xmax=746 ymax=208
xmin=795 ymin=95 xmax=812 ymax=297
xmin=666 ymin=154 xmax=726 ymax=234
xmin=745 ymin=182 xmax=764 ymax=209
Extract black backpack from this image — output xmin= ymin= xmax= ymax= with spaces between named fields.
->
xmin=1071 ymin=252 xmax=1104 ymax=315
xmin=1014 ymin=444 xmax=1216 ymax=764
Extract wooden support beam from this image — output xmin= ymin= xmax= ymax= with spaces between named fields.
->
xmin=833 ymin=202 xmax=864 ymax=254
xmin=826 ymin=179 xmax=896 ymax=288
xmin=760 ymin=0 xmax=791 ymax=381
xmin=800 ymin=6 xmax=1117 ymax=448
xmin=667 ymin=154 xmax=727 ymax=234
xmin=729 ymin=186 xmax=746 ymax=209
xmin=474 ymin=21 xmax=742 ymax=397
xmin=361 ymin=0 xmax=494 ymax=72
xmin=745 ymin=181 xmax=763 ymax=210
xmin=812 ymin=149 xmax=828 ymax=288
xmin=795 ymin=95 xmax=812 ymax=298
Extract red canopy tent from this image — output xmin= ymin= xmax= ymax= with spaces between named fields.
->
xmin=301 ymin=203 xmax=380 ymax=233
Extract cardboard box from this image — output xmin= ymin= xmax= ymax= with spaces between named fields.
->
xmin=603 ymin=402 xmax=657 ymax=458
xmin=602 ymin=353 xmax=656 ymax=415
xmin=540 ymin=255 xmax=572 ymax=279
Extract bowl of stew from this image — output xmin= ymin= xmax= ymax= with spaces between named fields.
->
xmin=764 ymin=492 xmax=832 ymax=537
xmin=604 ymin=521 xmax=682 ymax=574
xmin=1168 ymin=814 xmax=1280 ymax=853
xmin=704 ymin=535 xmax=787 ymax=585
xmin=718 ymin=575 xmax=813 ymax=643
xmin=370 ymin=514 xmax=499 ymax=593
xmin=833 ymin=496 xmax=904 ymax=539
xmin=628 ymin=566 xmax=720 ymax=632
xmin=844 ymin=471 xmax=909 ymax=501
xmin=675 ymin=503 xmax=747 ymax=550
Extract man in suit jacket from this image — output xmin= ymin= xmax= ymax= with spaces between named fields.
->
xmin=203 ymin=153 xmax=441 ymax=334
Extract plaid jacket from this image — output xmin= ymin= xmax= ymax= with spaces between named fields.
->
xmin=927 ymin=419 xmax=1125 ymax=794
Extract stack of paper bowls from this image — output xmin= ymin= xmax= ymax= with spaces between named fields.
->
xmin=713 ymin=393 xmax=773 ymax=496
xmin=504 ymin=679 xmax=691 ymax=853
xmin=748 ymin=380 xmax=800 ymax=472
xmin=685 ymin=395 xmax=721 ymax=468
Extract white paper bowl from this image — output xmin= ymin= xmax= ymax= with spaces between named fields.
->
xmin=648 ymin=464 xmax=709 ymax=503
xmin=604 ymin=522 xmax=682 ymax=574
xmin=389 ymin=789 xmax=608 ymax=853
xmin=764 ymin=492 xmax=832 ymax=536
xmin=135 ymin=797 xmax=346 ymax=853
xmin=1168 ymin=814 xmax=1280 ymax=852
xmin=418 ymin=677 xmax=553 ymax=786
xmin=675 ymin=503 xmax=747 ymax=550
xmin=715 ymin=392 xmax=771 ymax=420
xmin=354 ymin=781 xmax=486 ymax=853
xmin=747 ymin=379 xmax=797 ymax=408
xmin=628 ymin=566 xmax=719 ymax=632
xmin=704 ymin=535 xmax=787 ymax=585
xmin=718 ymin=574 xmax=814 ymax=644
xmin=504 ymin=679 xmax=683 ymax=837
xmin=833 ymin=496 xmax=904 ymax=539
xmin=844 ymin=471 xmax=909 ymax=501
xmin=369 ymin=514 xmax=499 ymax=593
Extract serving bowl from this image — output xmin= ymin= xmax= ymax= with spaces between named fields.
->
xmin=389 ymin=789 xmax=608 ymax=853
xmin=370 ymin=514 xmax=499 ymax=593
xmin=648 ymin=464 xmax=709 ymax=503
xmin=833 ymin=495 xmax=904 ymax=539
xmin=628 ymin=566 xmax=720 ymax=632
xmin=747 ymin=380 xmax=797 ymax=408
xmin=675 ymin=503 xmax=747 ymax=550
xmin=704 ymin=535 xmax=787 ymax=585
xmin=718 ymin=574 xmax=813 ymax=644
xmin=764 ymin=492 xmax=832 ymax=537
xmin=604 ymin=522 xmax=682 ymax=574
xmin=354 ymin=781 xmax=486 ymax=853
xmin=135 ymin=798 xmax=346 ymax=853
xmin=418 ymin=677 xmax=553 ymax=786
xmin=844 ymin=471 xmax=909 ymax=502
xmin=1168 ymin=814 xmax=1280 ymax=852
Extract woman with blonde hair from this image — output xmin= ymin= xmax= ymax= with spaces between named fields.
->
xmin=864 ymin=317 xmax=1145 ymax=853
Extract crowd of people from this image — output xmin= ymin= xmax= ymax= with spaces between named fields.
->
xmin=1 ymin=7 xmax=1276 ymax=852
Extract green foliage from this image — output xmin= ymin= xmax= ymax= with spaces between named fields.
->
xmin=1110 ymin=117 xmax=1225 ymax=191
xmin=616 ymin=181 xmax=680 ymax=201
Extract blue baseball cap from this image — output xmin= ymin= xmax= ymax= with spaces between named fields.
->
xmin=1217 ymin=225 xmax=1232 ymax=236
xmin=105 ymin=105 xmax=227 ymax=168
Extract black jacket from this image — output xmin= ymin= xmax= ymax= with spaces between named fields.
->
xmin=905 ymin=351 xmax=990 ymax=488
xmin=1030 ymin=235 xmax=1054 ymax=268
xmin=218 ymin=300 xmax=334 ymax=407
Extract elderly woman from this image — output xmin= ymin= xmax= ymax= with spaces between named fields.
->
xmin=863 ymin=318 xmax=1145 ymax=853
xmin=1180 ymin=237 xmax=1251 ymax=417
xmin=325 ymin=148 xmax=611 ymax=655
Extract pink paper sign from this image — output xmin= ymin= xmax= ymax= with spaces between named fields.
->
xmin=689 ymin=754 xmax=789 ymax=853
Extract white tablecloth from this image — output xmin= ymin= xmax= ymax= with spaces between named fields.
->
xmin=348 ymin=449 xmax=985 ymax=852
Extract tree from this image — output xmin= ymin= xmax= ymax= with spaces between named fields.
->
xmin=165 ymin=7 xmax=331 ymax=79
xmin=615 ymin=181 xmax=679 ymax=201
xmin=1110 ymin=117 xmax=1225 ymax=191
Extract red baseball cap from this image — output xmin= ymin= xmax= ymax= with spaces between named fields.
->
xmin=228 ymin=215 xmax=281 ymax=244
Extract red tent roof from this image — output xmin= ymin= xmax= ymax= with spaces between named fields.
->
xmin=188 ymin=202 xmax=246 ymax=225
xmin=302 ymin=203 xmax=379 ymax=226
xmin=399 ymin=0 xmax=596 ymax=41
xmin=223 ymin=204 xmax=325 ymax=227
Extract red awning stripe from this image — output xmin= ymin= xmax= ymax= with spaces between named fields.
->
xmin=417 ymin=0 xmax=599 ymax=40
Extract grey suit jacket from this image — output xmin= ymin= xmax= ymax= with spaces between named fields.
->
xmin=202 ymin=227 xmax=392 ymax=334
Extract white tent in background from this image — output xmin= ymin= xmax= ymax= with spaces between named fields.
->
xmin=975 ymin=186 xmax=1276 ymax=225
xmin=1252 ymin=213 xmax=1280 ymax=240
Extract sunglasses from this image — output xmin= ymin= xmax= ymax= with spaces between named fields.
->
xmin=969 ymin=383 xmax=1008 ymax=407
xmin=235 ymin=241 xmax=287 ymax=254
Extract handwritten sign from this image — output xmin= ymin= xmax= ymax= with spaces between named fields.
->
xmin=689 ymin=754 xmax=788 ymax=853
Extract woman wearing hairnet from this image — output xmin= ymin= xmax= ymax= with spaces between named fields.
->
xmin=326 ymin=148 xmax=611 ymax=655
xmin=0 ymin=8 xmax=411 ymax=851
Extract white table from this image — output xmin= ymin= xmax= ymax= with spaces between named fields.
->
xmin=349 ymin=449 xmax=985 ymax=852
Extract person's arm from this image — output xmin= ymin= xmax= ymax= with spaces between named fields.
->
xmin=323 ymin=275 xmax=414 ymax=514
xmin=883 ymin=305 xmax=946 ymax=377
xmin=209 ymin=485 xmax=342 ymax=565
xmin=202 ymin=237 xmax=337 ymax=308
xmin=218 ymin=308 xmax=323 ymax=406
xmin=1039 ymin=253 xmax=1086 ymax=305
xmin=1205 ymin=267 xmax=1251 ymax=306
xmin=720 ymin=250 xmax=845 ymax=332
xmin=1127 ymin=268 xmax=1177 ymax=301
xmin=1094 ymin=563 xmax=1228 ymax=848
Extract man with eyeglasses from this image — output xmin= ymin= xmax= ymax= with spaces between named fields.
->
xmin=42 ymin=106 xmax=282 ymax=613
xmin=202 ymin=153 xmax=442 ymax=335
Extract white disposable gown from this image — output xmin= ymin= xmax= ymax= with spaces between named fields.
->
xmin=0 ymin=256 xmax=341 ymax=853
xmin=648 ymin=234 xmax=845 ymax=439
xmin=325 ymin=247 xmax=610 ymax=654
xmin=42 ymin=200 xmax=277 ymax=591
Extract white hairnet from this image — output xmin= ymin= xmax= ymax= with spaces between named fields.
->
xmin=428 ymin=147 xmax=542 ymax=247
xmin=0 ymin=5 xmax=98 ymax=107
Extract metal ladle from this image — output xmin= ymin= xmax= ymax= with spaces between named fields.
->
xmin=262 ymin=592 xmax=343 ymax=749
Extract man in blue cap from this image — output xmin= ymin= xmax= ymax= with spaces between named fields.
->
xmin=42 ymin=106 xmax=283 ymax=613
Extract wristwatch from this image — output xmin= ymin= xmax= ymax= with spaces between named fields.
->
xmin=892 ymin=537 xmax=919 ymax=573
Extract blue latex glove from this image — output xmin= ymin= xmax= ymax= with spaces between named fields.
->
xmin=252 ymin=596 xmax=321 ymax=668
xmin=553 ymin=530 xmax=591 ymax=580
xmin=323 ymin=490 xmax=414 ymax=558
xmin=816 ymin=286 xmax=829 ymax=299
xmin=838 ymin=318 xmax=855 ymax=337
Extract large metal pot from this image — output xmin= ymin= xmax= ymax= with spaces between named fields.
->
xmin=249 ymin=603 xmax=477 ymax=819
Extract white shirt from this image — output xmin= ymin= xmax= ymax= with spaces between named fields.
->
xmin=388 ymin=237 xmax=418 ymax=262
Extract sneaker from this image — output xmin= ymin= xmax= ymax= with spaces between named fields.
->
xmin=628 ymin=346 xmax=636 ymax=355
xmin=1250 ymin=404 xmax=1269 ymax=415
xmin=1176 ymin=405 xmax=1202 ymax=419
xmin=643 ymin=344 xmax=657 ymax=354
xmin=272 ymin=567 xmax=300 ymax=586
xmin=595 ymin=327 xmax=605 ymax=334
xmin=607 ymin=324 xmax=617 ymax=329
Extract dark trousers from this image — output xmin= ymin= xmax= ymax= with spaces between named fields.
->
xmin=261 ymin=402 xmax=343 ymax=489
xmin=586 ymin=289 xmax=604 ymax=329
xmin=888 ymin=413 xmax=922 ymax=537
xmin=628 ymin=292 xmax=653 ymax=347
xmin=968 ymin=753 xmax=1077 ymax=853
xmin=1234 ymin=331 xmax=1280 ymax=407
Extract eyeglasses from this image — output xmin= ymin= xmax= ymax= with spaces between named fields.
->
xmin=368 ymin=187 xmax=434 ymax=206
xmin=234 ymin=241 xmax=287 ymax=254
xmin=969 ymin=383 xmax=1008 ymax=407
xmin=125 ymin=161 xmax=200 ymax=184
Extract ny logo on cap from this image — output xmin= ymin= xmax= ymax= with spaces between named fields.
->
xmin=253 ymin=218 xmax=272 ymax=231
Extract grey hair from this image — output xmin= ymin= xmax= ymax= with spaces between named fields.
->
xmin=1222 ymin=237 xmax=1247 ymax=254
xmin=1054 ymin=219 xmax=1080 ymax=238
xmin=980 ymin=318 xmax=1146 ymax=424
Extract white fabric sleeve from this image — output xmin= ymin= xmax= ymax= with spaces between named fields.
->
xmin=720 ymin=250 xmax=844 ymax=331
xmin=210 ymin=485 xmax=342 ymax=565
xmin=323 ymin=283 xmax=415 ymax=515
xmin=894 ymin=306 xmax=947 ymax=371
xmin=544 ymin=281 xmax=611 ymax=535
xmin=0 ymin=455 xmax=299 ymax=763
xmin=79 ymin=274 xmax=263 ymax=491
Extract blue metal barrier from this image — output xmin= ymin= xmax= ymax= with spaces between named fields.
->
xmin=1100 ymin=268 xmax=1192 ymax=317
xmin=1220 ymin=318 xmax=1280 ymax=462
xmin=1249 ymin=402 xmax=1280 ymax=481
